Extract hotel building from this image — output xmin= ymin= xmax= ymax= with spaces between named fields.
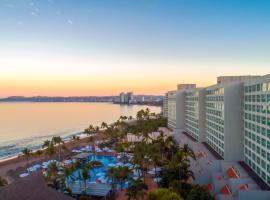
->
xmin=184 ymin=88 xmax=206 ymax=142
xmin=163 ymin=93 xmax=168 ymax=118
xmin=243 ymin=74 xmax=270 ymax=185
xmin=205 ymin=81 xmax=244 ymax=161
xmin=165 ymin=74 xmax=270 ymax=188
xmin=167 ymin=90 xmax=177 ymax=130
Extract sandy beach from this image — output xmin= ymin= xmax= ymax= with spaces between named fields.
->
xmin=0 ymin=136 xmax=92 ymax=183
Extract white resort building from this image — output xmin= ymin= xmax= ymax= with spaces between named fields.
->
xmin=164 ymin=74 xmax=270 ymax=200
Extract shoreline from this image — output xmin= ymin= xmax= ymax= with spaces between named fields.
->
xmin=0 ymin=131 xmax=87 ymax=163
xmin=0 ymin=135 xmax=93 ymax=183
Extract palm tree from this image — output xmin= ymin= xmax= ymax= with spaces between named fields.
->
xmin=22 ymin=148 xmax=32 ymax=161
xmin=106 ymin=167 xmax=118 ymax=191
xmin=0 ymin=176 xmax=7 ymax=187
xmin=47 ymin=162 xmax=60 ymax=189
xmin=82 ymin=167 xmax=90 ymax=194
xmin=132 ymin=142 xmax=148 ymax=182
xmin=84 ymin=125 xmax=98 ymax=153
xmin=164 ymin=136 xmax=178 ymax=160
xmin=101 ymin=122 xmax=108 ymax=129
xmin=170 ymin=151 xmax=193 ymax=182
xmin=180 ymin=144 xmax=196 ymax=160
xmin=116 ymin=166 xmax=132 ymax=191
xmin=72 ymin=135 xmax=80 ymax=141
xmin=126 ymin=178 xmax=148 ymax=200
xmin=52 ymin=136 xmax=65 ymax=161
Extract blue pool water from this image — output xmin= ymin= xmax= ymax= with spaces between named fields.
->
xmin=72 ymin=155 xmax=117 ymax=182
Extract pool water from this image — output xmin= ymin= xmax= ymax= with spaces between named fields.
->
xmin=72 ymin=155 xmax=117 ymax=182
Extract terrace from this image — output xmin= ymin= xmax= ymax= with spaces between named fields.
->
xmin=173 ymin=130 xmax=270 ymax=200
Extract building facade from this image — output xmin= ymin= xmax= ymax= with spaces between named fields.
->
xmin=243 ymin=74 xmax=270 ymax=185
xmin=163 ymin=93 xmax=168 ymax=118
xmin=205 ymin=82 xmax=244 ymax=161
xmin=167 ymin=91 xmax=177 ymax=130
xmin=119 ymin=92 xmax=133 ymax=104
xmin=164 ymin=74 xmax=270 ymax=187
xmin=184 ymin=88 xmax=206 ymax=142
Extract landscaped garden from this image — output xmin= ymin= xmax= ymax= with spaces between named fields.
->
xmin=18 ymin=108 xmax=213 ymax=200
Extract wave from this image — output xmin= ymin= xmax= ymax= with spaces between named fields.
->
xmin=0 ymin=130 xmax=84 ymax=161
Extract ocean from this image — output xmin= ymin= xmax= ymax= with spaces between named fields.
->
xmin=0 ymin=102 xmax=161 ymax=161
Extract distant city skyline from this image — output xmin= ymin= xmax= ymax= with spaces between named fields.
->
xmin=1 ymin=0 xmax=270 ymax=97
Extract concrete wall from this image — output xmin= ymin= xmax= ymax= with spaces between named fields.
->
xmin=175 ymin=90 xmax=186 ymax=130
xmin=224 ymin=82 xmax=244 ymax=161
xmin=198 ymin=89 xmax=206 ymax=142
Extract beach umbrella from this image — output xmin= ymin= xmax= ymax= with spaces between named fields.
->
xmin=96 ymin=172 xmax=106 ymax=177
xmin=19 ymin=173 xmax=29 ymax=178
xmin=155 ymin=167 xmax=161 ymax=172
xmin=153 ymin=177 xmax=161 ymax=183
xmin=64 ymin=160 xmax=72 ymax=165
xmin=147 ymin=170 xmax=155 ymax=175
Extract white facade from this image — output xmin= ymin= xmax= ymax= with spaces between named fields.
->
xmin=184 ymin=88 xmax=206 ymax=142
xmin=205 ymin=82 xmax=244 ymax=161
xmin=164 ymin=74 xmax=270 ymax=188
xmin=243 ymin=74 xmax=270 ymax=186
xmin=217 ymin=76 xmax=260 ymax=84
xmin=163 ymin=93 xmax=168 ymax=118
xmin=119 ymin=92 xmax=133 ymax=104
xmin=167 ymin=91 xmax=177 ymax=129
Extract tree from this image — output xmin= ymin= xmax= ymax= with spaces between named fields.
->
xmin=46 ymin=162 xmax=60 ymax=189
xmin=52 ymin=136 xmax=65 ymax=161
xmin=43 ymin=140 xmax=55 ymax=158
xmin=22 ymin=148 xmax=32 ymax=161
xmin=164 ymin=136 xmax=178 ymax=160
xmin=106 ymin=166 xmax=132 ymax=191
xmin=186 ymin=185 xmax=214 ymax=200
xmin=101 ymin=122 xmax=108 ymax=129
xmin=84 ymin=125 xmax=99 ymax=153
xmin=180 ymin=144 xmax=196 ymax=160
xmin=132 ymin=142 xmax=148 ymax=182
xmin=147 ymin=188 xmax=183 ymax=200
xmin=169 ymin=180 xmax=193 ymax=199
xmin=72 ymin=135 xmax=80 ymax=141
xmin=169 ymin=151 xmax=194 ymax=182
xmin=126 ymin=178 xmax=148 ymax=200
xmin=82 ymin=167 xmax=90 ymax=194
xmin=0 ymin=176 xmax=7 ymax=187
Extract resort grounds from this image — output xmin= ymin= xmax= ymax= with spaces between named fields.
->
xmin=0 ymin=109 xmax=214 ymax=200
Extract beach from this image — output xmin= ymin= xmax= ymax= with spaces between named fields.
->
xmin=0 ymin=136 xmax=91 ymax=183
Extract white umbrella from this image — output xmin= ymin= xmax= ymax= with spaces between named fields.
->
xmin=19 ymin=173 xmax=29 ymax=178
xmin=64 ymin=160 xmax=72 ymax=165
xmin=96 ymin=172 xmax=106 ymax=177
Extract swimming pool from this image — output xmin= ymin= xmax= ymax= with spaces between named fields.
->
xmin=71 ymin=155 xmax=117 ymax=182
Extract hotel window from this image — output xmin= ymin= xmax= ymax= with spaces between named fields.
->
xmin=262 ymin=83 xmax=268 ymax=92
xmin=262 ymin=160 xmax=266 ymax=169
xmin=257 ymin=84 xmax=261 ymax=92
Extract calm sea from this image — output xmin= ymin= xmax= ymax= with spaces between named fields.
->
xmin=0 ymin=102 xmax=161 ymax=161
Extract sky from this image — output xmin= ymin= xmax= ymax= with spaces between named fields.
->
xmin=0 ymin=0 xmax=270 ymax=97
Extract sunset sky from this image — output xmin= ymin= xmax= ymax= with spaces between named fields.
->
xmin=0 ymin=0 xmax=270 ymax=97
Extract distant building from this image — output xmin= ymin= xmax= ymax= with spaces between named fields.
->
xmin=167 ymin=90 xmax=177 ymax=130
xmin=217 ymin=75 xmax=260 ymax=84
xmin=119 ymin=92 xmax=126 ymax=103
xmin=119 ymin=92 xmax=133 ymax=104
xmin=163 ymin=93 xmax=168 ymax=118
